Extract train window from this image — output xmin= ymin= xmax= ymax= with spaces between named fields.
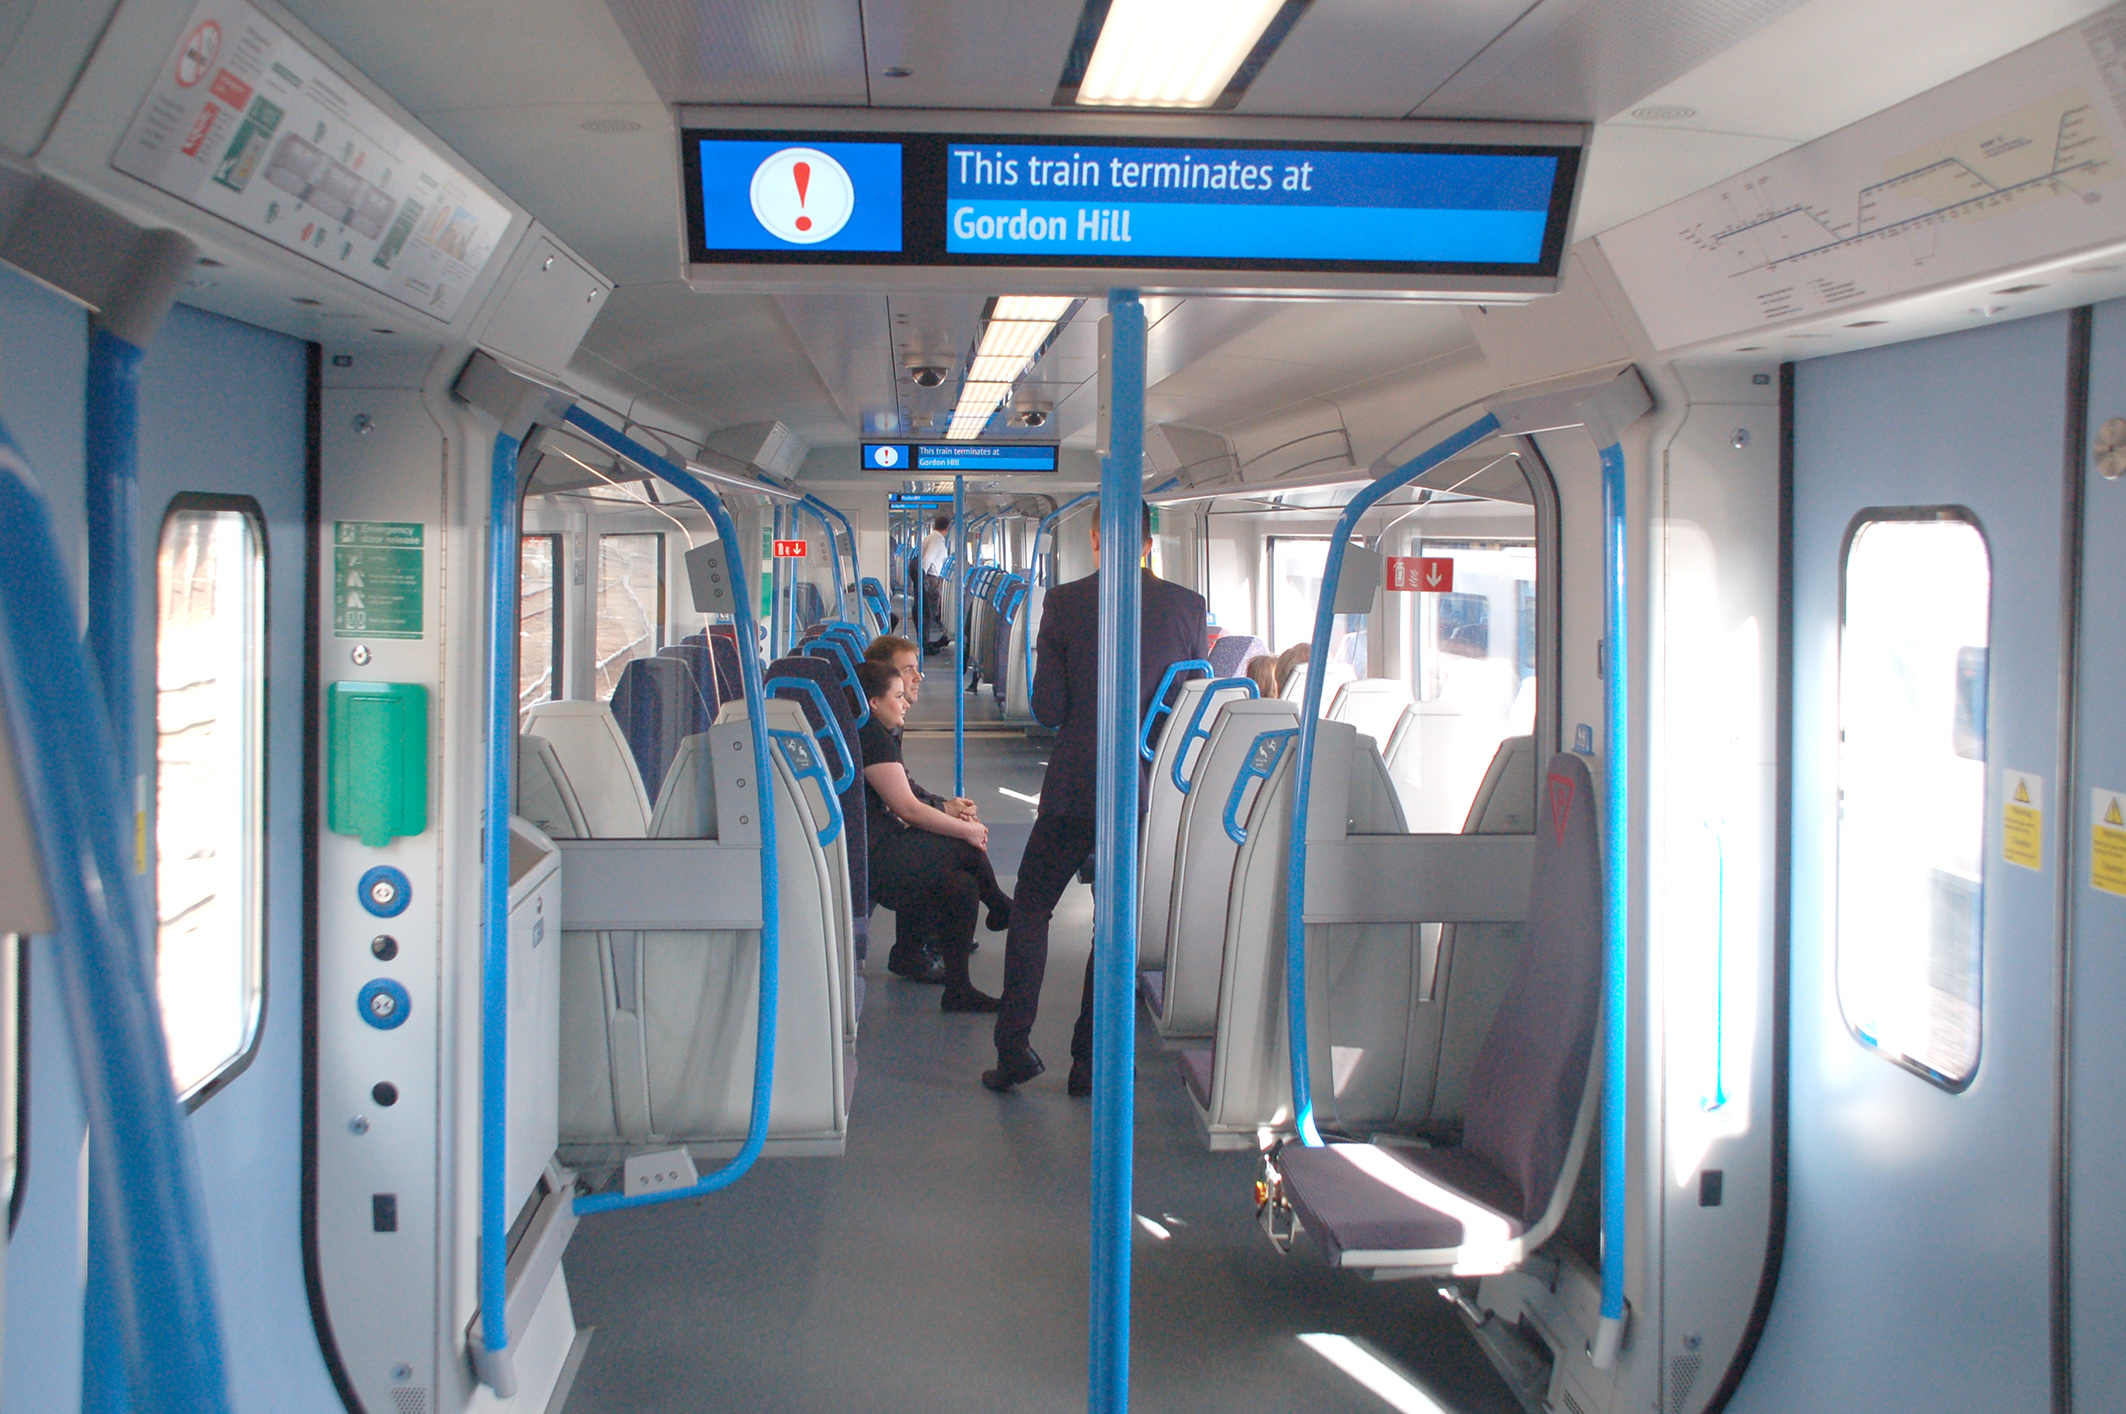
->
xmin=1268 ymin=536 xmax=1367 ymax=672
xmin=519 ymin=533 xmax=561 ymax=725
xmin=1402 ymin=539 xmax=1538 ymax=832
xmin=154 ymin=500 xmax=266 ymax=1103
xmin=594 ymin=532 xmax=664 ymax=701
xmin=1837 ymin=511 xmax=1990 ymax=1090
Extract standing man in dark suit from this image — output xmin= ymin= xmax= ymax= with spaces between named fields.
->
xmin=982 ymin=504 xmax=1208 ymax=1096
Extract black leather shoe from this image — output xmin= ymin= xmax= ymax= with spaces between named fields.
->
xmin=941 ymin=986 xmax=1002 ymax=1013
xmin=984 ymin=901 xmax=1012 ymax=933
xmin=1067 ymin=1059 xmax=1092 ymax=1098
xmin=887 ymin=944 xmax=948 ymax=984
xmin=981 ymin=1048 xmax=1045 ymax=1092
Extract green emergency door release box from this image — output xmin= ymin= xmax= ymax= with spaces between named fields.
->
xmin=328 ymin=681 xmax=429 ymax=847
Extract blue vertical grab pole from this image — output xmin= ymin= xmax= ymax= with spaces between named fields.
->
xmin=0 ymin=422 xmax=235 ymax=1414
xmin=1590 ymin=438 xmax=1631 ymax=1367
xmin=83 ymin=324 xmax=147 ymax=1414
xmin=1091 ymin=289 xmax=1146 ymax=1414
xmin=1282 ymin=413 xmax=1502 ymax=1149
xmin=953 ymin=473 xmax=966 ymax=797
xmin=475 ymin=433 xmax=523 ymax=1392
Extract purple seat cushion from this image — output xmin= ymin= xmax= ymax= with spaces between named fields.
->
xmin=1138 ymin=968 xmax=1166 ymax=1016
xmin=1277 ymin=1143 xmax=1525 ymax=1266
xmin=1179 ymin=1047 xmax=1214 ymax=1108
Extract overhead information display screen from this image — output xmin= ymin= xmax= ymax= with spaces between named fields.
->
xmin=945 ymin=145 xmax=1557 ymax=266
xmin=863 ymin=443 xmax=1060 ymax=474
xmin=683 ymin=124 xmax=1580 ymax=288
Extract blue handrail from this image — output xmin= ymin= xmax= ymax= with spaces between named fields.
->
xmin=769 ymin=728 xmax=845 ymax=846
xmin=1089 ymin=289 xmax=1147 ymax=1414
xmin=561 ymin=407 xmax=781 ymax=1218
xmin=83 ymin=323 xmax=146 ymax=1414
xmin=801 ymin=494 xmax=854 ymax=623
xmin=1283 ymin=413 xmax=1502 ymax=1149
xmin=477 ymin=433 xmax=524 ymax=1381
xmin=1171 ymin=678 xmax=1259 ymax=794
xmin=1139 ymin=659 xmax=1211 ymax=762
xmin=952 ymin=474 xmax=965 ymax=798
xmin=804 ymin=635 xmax=870 ymax=728
xmin=0 ymin=419 xmax=234 ymax=1413
xmin=1595 ymin=438 xmax=1630 ymax=1348
xmin=1223 ymin=728 xmax=1296 ymax=845
xmin=764 ymin=674 xmax=860 ymax=795
xmin=860 ymin=577 xmax=890 ymax=637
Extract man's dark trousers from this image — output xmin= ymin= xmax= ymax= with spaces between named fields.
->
xmin=994 ymin=809 xmax=1097 ymax=1064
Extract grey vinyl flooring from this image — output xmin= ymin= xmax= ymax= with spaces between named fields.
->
xmin=560 ymin=711 xmax=1519 ymax=1414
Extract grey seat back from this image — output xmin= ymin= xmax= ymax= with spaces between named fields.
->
xmin=1136 ymin=677 xmax=1256 ymax=971
xmin=1459 ymin=751 xmax=1602 ymax=1224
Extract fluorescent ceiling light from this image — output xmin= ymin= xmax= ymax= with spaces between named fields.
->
xmin=975 ymin=319 xmax=1052 ymax=363
xmin=992 ymin=295 xmax=1072 ymax=322
xmin=968 ymin=353 xmax=1031 ymax=384
xmin=1077 ymin=0 xmax=1285 ymax=108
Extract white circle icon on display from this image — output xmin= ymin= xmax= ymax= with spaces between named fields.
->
xmin=750 ymin=148 xmax=854 ymax=245
xmin=873 ymin=445 xmax=900 ymax=468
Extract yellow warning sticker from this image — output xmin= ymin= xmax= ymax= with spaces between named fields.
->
xmin=2003 ymin=769 xmax=2044 ymax=871
xmin=2095 ymin=788 xmax=2126 ymax=898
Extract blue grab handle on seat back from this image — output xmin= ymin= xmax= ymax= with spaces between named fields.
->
xmin=804 ymin=637 xmax=869 ymax=727
xmin=1172 ymin=677 xmax=1260 ymax=794
xmin=769 ymin=729 xmax=844 ymax=846
xmin=1140 ymin=659 xmax=1212 ymax=762
xmin=763 ymin=675 xmax=859 ymax=795
xmin=1222 ymin=727 xmax=1296 ymax=845
xmin=859 ymin=579 xmax=890 ymax=636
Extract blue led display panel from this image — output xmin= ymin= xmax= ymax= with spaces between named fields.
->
xmin=861 ymin=444 xmax=1061 ymax=473
xmin=915 ymin=444 xmax=1058 ymax=473
xmin=682 ymin=128 xmax=1579 ymax=278
xmin=944 ymin=145 xmax=1556 ymax=265
xmin=690 ymin=138 xmax=904 ymax=253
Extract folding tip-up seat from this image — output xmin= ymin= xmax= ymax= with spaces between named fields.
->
xmin=1260 ymin=751 xmax=1603 ymax=1277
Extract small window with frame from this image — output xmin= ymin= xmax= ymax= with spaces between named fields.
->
xmin=1837 ymin=508 xmax=1990 ymax=1090
xmin=155 ymin=497 xmax=267 ymax=1104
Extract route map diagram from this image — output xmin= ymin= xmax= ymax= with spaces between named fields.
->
xmin=1599 ymin=10 xmax=2126 ymax=351
xmin=1695 ymin=91 xmax=2112 ymax=282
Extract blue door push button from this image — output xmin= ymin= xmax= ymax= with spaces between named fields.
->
xmin=358 ymin=978 xmax=411 ymax=1031
xmin=358 ymin=865 xmax=411 ymax=917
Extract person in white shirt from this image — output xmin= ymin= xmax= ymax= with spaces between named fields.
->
xmin=920 ymin=514 xmax=951 ymax=653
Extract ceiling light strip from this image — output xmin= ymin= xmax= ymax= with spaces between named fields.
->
xmin=1054 ymin=0 xmax=1314 ymax=110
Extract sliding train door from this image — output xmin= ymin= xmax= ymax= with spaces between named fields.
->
xmin=1733 ymin=312 xmax=2075 ymax=1410
xmin=2069 ymin=300 xmax=2126 ymax=1408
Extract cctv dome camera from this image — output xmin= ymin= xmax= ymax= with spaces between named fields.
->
xmin=909 ymin=365 xmax=949 ymax=388
xmin=1011 ymin=407 xmax=1051 ymax=428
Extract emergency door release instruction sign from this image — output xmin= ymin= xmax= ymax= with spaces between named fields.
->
xmin=682 ymin=125 xmax=1580 ymax=287
xmin=334 ymin=521 xmax=423 ymax=639
xmin=1387 ymin=556 xmax=1455 ymax=592
xmin=115 ymin=0 xmax=512 ymax=320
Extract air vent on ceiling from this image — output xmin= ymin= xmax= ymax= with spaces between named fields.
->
xmin=581 ymin=118 xmax=643 ymax=134
xmin=1993 ymin=283 xmax=2048 ymax=294
xmin=1669 ymin=1353 xmax=1703 ymax=1411
xmin=1630 ymin=104 xmax=1696 ymax=121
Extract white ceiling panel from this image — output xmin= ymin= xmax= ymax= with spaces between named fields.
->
xmin=860 ymin=0 xmax=1088 ymax=108
xmin=574 ymin=286 xmax=850 ymax=446
xmin=1416 ymin=0 xmax=1806 ymax=121
xmin=1237 ymin=0 xmax=1538 ymax=118
xmin=603 ymin=0 xmax=871 ymax=104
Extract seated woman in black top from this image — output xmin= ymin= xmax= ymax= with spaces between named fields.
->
xmin=855 ymin=659 xmax=1012 ymax=1012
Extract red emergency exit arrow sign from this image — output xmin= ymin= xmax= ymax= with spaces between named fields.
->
xmin=1386 ymin=556 xmax=1453 ymax=592
xmin=772 ymin=539 xmax=808 ymax=558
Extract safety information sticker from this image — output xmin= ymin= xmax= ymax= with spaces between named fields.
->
xmin=2003 ymin=768 xmax=2045 ymax=871
xmin=2094 ymin=788 xmax=2126 ymax=897
xmin=111 ymin=0 xmax=511 ymax=320
xmin=333 ymin=522 xmax=423 ymax=639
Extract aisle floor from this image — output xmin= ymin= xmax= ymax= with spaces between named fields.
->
xmin=561 ymin=727 xmax=1520 ymax=1414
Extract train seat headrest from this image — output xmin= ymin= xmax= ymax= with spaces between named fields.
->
xmin=523 ymin=700 xmax=651 ymax=838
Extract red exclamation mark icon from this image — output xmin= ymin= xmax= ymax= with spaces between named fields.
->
xmin=793 ymin=162 xmax=812 ymax=232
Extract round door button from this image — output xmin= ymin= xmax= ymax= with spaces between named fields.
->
xmin=358 ymin=866 xmax=411 ymax=918
xmin=357 ymin=978 xmax=411 ymax=1031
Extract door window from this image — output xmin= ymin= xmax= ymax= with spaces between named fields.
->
xmin=1837 ymin=510 xmax=1990 ymax=1089
xmin=594 ymin=532 xmax=664 ymax=701
xmin=520 ymin=533 xmax=561 ymax=727
xmin=155 ymin=500 xmax=266 ymax=1102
